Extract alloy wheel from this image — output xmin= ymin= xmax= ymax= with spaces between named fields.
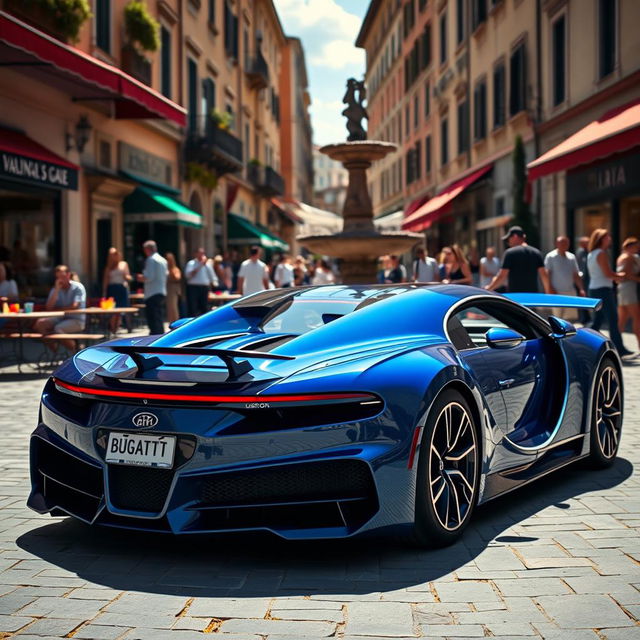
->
xmin=428 ymin=401 xmax=477 ymax=531
xmin=595 ymin=365 xmax=622 ymax=459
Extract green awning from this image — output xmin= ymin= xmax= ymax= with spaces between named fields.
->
xmin=228 ymin=213 xmax=289 ymax=251
xmin=123 ymin=186 xmax=202 ymax=228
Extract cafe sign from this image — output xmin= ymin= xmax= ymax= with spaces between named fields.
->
xmin=566 ymin=152 xmax=639 ymax=206
xmin=119 ymin=142 xmax=173 ymax=188
xmin=0 ymin=151 xmax=78 ymax=190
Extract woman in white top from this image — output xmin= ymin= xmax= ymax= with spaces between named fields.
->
xmin=587 ymin=228 xmax=633 ymax=357
xmin=616 ymin=237 xmax=640 ymax=350
xmin=0 ymin=262 xmax=19 ymax=300
xmin=102 ymin=247 xmax=132 ymax=333
xmin=311 ymin=259 xmax=335 ymax=285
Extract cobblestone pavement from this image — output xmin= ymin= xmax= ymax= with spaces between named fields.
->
xmin=0 ymin=354 xmax=639 ymax=639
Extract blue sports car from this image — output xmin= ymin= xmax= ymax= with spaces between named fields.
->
xmin=28 ymin=284 xmax=623 ymax=546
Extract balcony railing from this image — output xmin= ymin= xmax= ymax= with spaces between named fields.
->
xmin=121 ymin=46 xmax=152 ymax=86
xmin=185 ymin=117 xmax=243 ymax=175
xmin=248 ymin=164 xmax=285 ymax=196
xmin=245 ymin=51 xmax=269 ymax=90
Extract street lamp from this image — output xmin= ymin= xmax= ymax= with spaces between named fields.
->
xmin=66 ymin=115 xmax=92 ymax=153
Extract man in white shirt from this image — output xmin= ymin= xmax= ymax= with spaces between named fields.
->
xmin=136 ymin=240 xmax=168 ymax=335
xmin=275 ymin=254 xmax=294 ymax=288
xmin=237 ymin=246 xmax=270 ymax=296
xmin=413 ymin=247 xmax=440 ymax=283
xmin=544 ymin=236 xmax=585 ymax=319
xmin=479 ymin=247 xmax=500 ymax=289
xmin=185 ymin=247 xmax=218 ymax=317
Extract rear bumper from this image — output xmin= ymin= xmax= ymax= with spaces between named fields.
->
xmin=28 ymin=415 xmax=416 ymax=539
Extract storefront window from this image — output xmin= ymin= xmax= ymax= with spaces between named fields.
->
xmin=574 ymin=201 xmax=611 ymax=244
xmin=620 ymin=197 xmax=640 ymax=243
xmin=0 ymin=188 xmax=57 ymax=298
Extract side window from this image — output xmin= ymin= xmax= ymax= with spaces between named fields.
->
xmin=448 ymin=302 xmax=543 ymax=350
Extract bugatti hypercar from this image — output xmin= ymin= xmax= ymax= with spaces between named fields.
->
xmin=28 ymin=285 xmax=624 ymax=546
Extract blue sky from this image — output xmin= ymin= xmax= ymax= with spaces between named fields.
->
xmin=274 ymin=0 xmax=367 ymax=146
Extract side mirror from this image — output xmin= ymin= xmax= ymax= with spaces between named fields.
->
xmin=485 ymin=327 xmax=525 ymax=349
xmin=548 ymin=315 xmax=577 ymax=339
xmin=168 ymin=317 xmax=193 ymax=331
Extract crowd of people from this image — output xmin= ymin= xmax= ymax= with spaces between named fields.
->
xmin=2 ymin=228 xmax=640 ymax=357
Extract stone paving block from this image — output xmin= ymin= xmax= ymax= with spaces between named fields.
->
xmin=171 ymin=616 xmax=210 ymax=631
xmin=91 ymin=612 xmax=177 ymax=629
xmin=17 ymin=595 xmax=110 ymax=618
xmin=434 ymin=581 xmax=500 ymax=602
xmin=344 ymin=601 xmax=415 ymax=637
xmin=419 ymin=624 xmax=485 ymax=636
xmin=0 ymin=614 xmax=33 ymax=632
xmin=0 ymin=591 xmax=37 ymax=614
xmin=187 ymin=596 xmax=270 ymax=618
xmin=271 ymin=598 xmax=343 ymax=610
xmin=14 ymin=617 xmax=83 ymax=636
xmin=493 ymin=577 xmax=571 ymax=596
xmin=536 ymin=594 xmax=634 ymax=628
xmin=74 ymin=624 xmax=133 ymax=639
xmin=600 ymin=628 xmax=640 ymax=640
xmin=271 ymin=608 xmax=343 ymax=622
xmin=219 ymin=618 xmax=335 ymax=636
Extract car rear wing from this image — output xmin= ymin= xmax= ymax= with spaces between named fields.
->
xmin=505 ymin=293 xmax=602 ymax=311
xmin=110 ymin=345 xmax=294 ymax=380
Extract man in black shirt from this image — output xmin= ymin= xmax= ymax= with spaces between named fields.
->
xmin=485 ymin=226 xmax=550 ymax=293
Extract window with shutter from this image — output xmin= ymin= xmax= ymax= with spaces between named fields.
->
xmin=439 ymin=12 xmax=447 ymax=64
xmin=422 ymin=24 xmax=431 ymax=68
xmin=509 ymin=43 xmax=526 ymax=116
xmin=457 ymin=99 xmax=469 ymax=154
xmin=441 ymin=117 xmax=449 ymax=165
xmin=187 ymin=58 xmax=198 ymax=133
xmin=598 ymin=0 xmax=616 ymax=78
xmin=161 ymin=26 xmax=172 ymax=99
xmin=96 ymin=0 xmax=111 ymax=53
xmin=474 ymin=80 xmax=487 ymax=140
xmin=493 ymin=62 xmax=505 ymax=127
xmin=552 ymin=15 xmax=566 ymax=106
xmin=425 ymin=135 xmax=431 ymax=174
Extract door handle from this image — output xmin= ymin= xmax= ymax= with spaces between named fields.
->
xmin=498 ymin=378 xmax=515 ymax=386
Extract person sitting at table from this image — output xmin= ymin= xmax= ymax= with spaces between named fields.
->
xmin=102 ymin=247 xmax=132 ymax=334
xmin=34 ymin=265 xmax=86 ymax=352
xmin=0 ymin=262 xmax=19 ymax=300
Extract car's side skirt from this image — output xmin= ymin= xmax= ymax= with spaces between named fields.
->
xmin=480 ymin=444 xmax=588 ymax=504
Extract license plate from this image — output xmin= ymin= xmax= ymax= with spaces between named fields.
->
xmin=105 ymin=432 xmax=176 ymax=468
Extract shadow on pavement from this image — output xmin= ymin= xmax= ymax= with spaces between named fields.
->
xmin=17 ymin=457 xmax=632 ymax=597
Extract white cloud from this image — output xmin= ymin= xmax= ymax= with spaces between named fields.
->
xmin=311 ymin=98 xmax=349 ymax=146
xmin=310 ymin=39 xmax=364 ymax=69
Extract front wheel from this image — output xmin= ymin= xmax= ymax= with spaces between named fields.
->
xmin=412 ymin=389 xmax=480 ymax=547
xmin=588 ymin=358 xmax=623 ymax=468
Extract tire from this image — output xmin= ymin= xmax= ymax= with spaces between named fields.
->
xmin=588 ymin=357 xmax=623 ymax=469
xmin=411 ymin=388 xmax=480 ymax=547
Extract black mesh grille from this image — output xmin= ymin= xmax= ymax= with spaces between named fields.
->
xmin=199 ymin=459 xmax=374 ymax=506
xmin=107 ymin=465 xmax=174 ymax=513
xmin=35 ymin=438 xmax=103 ymax=499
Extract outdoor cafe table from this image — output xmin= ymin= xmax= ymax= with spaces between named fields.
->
xmin=0 ymin=310 xmax=64 ymax=368
xmin=65 ymin=306 xmax=139 ymax=339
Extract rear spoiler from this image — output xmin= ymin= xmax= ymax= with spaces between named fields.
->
xmin=505 ymin=293 xmax=602 ymax=311
xmin=110 ymin=345 xmax=294 ymax=380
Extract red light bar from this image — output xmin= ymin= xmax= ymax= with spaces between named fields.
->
xmin=53 ymin=378 xmax=374 ymax=404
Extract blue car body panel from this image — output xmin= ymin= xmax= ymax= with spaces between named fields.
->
xmin=28 ymin=284 xmax=622 ymax=539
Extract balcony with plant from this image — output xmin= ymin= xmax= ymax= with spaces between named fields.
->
xmin=121 ymin=0 xmax=159 ymax=86
xmin=185 ymin=110 xmax=243 ymax=178
xmin=4 ymin=0 xmax=91 ymax=43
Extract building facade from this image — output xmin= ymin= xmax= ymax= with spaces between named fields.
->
xmin=357 ymin=0 xmax=640 ymax=258
xmin=0 ymin=0 xmax=309 ymax=298
xmin=312 ymin=144 xmax=348 ymax=215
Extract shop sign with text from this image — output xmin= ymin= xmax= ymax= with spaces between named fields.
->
xmin=119 ymin=142 xmax=173 ymax=188
xmin=567 ymin=152 xmax=639 ymax=206
xmin=0 ymin=151 xmax=78 ymax=190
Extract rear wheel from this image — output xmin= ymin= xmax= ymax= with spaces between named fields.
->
xmin=589 ymin=358 xmax=622 ymax=468
xmin=412 ymin=389 xmax=480 ymax=547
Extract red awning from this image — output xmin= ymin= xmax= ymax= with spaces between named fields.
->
xmin=0 ymin=11 xmax=186 ymax=126
xmin=528 ymin=99 xmax=640 ymax=181
xmin=0 ymin=126 xmax=79 ymax=189
xmin=402 ymin=164 xmax=493 ymax=232
xmin=404 ymin=193 xmax=430 ymax=217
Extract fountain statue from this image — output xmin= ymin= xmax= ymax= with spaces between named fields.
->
xmin=298 ymin=78 xmax=422 ymax=283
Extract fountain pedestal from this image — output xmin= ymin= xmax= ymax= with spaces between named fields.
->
xmin=298 ymin=141 xmax=422 ymax=284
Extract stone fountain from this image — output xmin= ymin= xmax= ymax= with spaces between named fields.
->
xmin=298 ymin=78 xmax=422 ymax=284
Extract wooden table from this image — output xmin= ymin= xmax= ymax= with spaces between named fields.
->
xmin=0 ymin=311 xmax=64 ymax=369
xmin=66 ymin=307 xmax=139 ymax=338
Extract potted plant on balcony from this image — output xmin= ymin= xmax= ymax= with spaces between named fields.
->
xmin=6 ymin=0 xmax=91 ymax=43
xmin=210 ymin=109 xmax=233 ymax=132
xmin=122 ymin=0 xmax=159 ymax=86
xmin=186 ymin=162 xmax=218 ymax=190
